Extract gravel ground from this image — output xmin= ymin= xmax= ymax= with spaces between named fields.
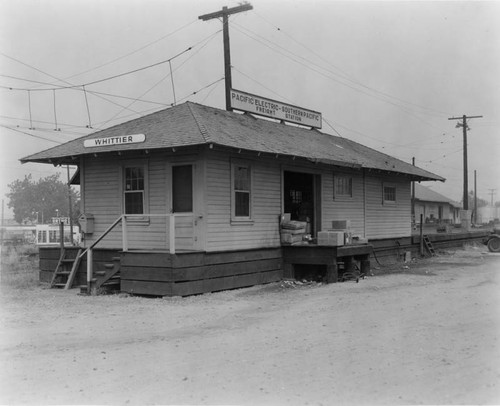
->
xmin=0 ymin=245 xmax=499 ymax=405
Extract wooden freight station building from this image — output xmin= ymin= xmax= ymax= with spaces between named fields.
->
xmin=22 ymin=100 xmax=443 ymax=296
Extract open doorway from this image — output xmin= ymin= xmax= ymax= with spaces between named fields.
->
xmin=283 ymin=171 xmax=320 ymax=236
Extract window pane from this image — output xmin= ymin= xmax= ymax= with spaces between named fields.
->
xmin=234 ymin=166 xmax=250 ymax=191
xmin=235 ymin=191 xmax=250 ymax=217
xmin=384 ymin=186 xmax=396 ymax=202
xmin=172 ymin=165 xmax=193 ymax=212
xmin=335 ymin=176 xmax=352 ymax=196
xmin=125 ymin=192 xmax=144 ymax=214
xmin=125 ymin=167 xmax=144 ymax=191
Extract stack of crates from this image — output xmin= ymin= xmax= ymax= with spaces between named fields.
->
xmin=280 ymin=215 xmax=307 ymax=245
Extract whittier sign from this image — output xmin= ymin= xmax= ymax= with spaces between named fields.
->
xmin=84 ymin=134 xmax=146 ymax=148
xmin=230 ymin=89 xmax=322 ymax=129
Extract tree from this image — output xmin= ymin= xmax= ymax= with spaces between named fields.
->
xmin=7 ymin=173 xmax=80 ymax=225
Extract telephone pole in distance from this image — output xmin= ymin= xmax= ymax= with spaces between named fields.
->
xmin=448 ymin=114 xmax=482 ymax=210
xmin=199 ymin=3 xmax=253 ymax=112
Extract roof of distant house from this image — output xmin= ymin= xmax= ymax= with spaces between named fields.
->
xmin=21 ymin=102 xmax=444 ymax=182
xmin=415 ymin=183 xmax=461 ymax=207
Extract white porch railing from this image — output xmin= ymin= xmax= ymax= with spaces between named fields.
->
xmin=77 ymin=213 xmax=197 ymax=292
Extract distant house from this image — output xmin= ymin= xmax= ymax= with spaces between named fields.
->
xmin=21 ymin=102 xmax=444 ymax=295
xmin=477 ymin=206 xmax=500 ymax=224
xmin=414 ymin=183 xmax=461 ymax=224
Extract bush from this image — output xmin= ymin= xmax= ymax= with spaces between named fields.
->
xmin=1 ymin=244 xmax=40 ymax=289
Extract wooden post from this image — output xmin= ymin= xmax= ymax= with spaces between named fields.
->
xmin=87 ymin=248 xmax=93 ymax=292
xmin=198 ymin=3 xmax=253 ymax=111
xmin=326 ymin=261 xmax=338 ymax=283
xmin=59 ymin=220 xmax=65 ymax=251
xmin=360 ymin=257 xmax=370 ymax=275
xmin=0 ymin=199 xmax=4 ymax=280
xmin=419 ymin=214 xmax=424 ymax=256
xmin=169 ymin=215 xmax=176 ymax=254
xmin=122 ymin=215 xmax=128 ymax=252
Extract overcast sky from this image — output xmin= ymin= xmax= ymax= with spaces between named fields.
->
xmin=1 ymin=0 xmax=499 ymax=217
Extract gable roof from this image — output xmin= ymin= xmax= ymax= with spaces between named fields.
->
xmin=415 ymin=183 xmax=461 ymax=207
xmin=21 ymin=101 xmax=444 ymax=181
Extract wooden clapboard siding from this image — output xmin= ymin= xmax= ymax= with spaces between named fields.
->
xmin=83 ymin=154 xmax=172 ymax=250
xmin=320 ymin=170 xmax=365 ymax=236
xmin=83 ymin=156 xmax=122 ymax=248
xmin=364 ymin=174 xmax=411 ymax=239
xmin=204 ymin=152 xmax=282 ymax=252
xmin=121 ymin=248 xmax=283 ymax=296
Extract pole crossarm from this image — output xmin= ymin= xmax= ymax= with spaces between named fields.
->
xmin=448 ymin=114 xmax=483 ymax=211
xmin=199 ymin=3 xmax=253 ymax=111
xmin=448 ymin=115 xmax=483 ymax=120
xmin=198 ymin=3 xmax=253 ymax=21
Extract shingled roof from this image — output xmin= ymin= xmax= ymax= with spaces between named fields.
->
xmin=415 ymin=183 xmax=461 ymax=207
xmin=21 ymin=101 xmax=444 ymax=181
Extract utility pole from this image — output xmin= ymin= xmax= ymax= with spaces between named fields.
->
xmin=474 ymin=170 xmax=477 ymax=224
xmin=199 ymin=3 xmax=253 ymax=111
xmin=488 ymin=189 xmax=497 ymax=207
xmin=448 ymin=114 xmax=482 ymax=210
xmin=0 ymin=199 xmax=4 ymax=279
xmin=411 ymin=157 xmax=415 ymax=225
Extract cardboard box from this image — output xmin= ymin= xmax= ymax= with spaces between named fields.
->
xmin=331 ymin=220 xmax=351 ymax=230
xmin=280 ymin=228 xmax=306 ymax=235
xmin=317 ymin=231 xmax=344 ymax=246
xmin=327 ymin=229 xmax=352 ymax=244
xmin=281 ymin=220 xmax=307 ymax=230
xmin=281 ymin=233 xmax=304 ymax=244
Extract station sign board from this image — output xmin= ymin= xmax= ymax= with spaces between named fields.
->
xmin=84 ymin=133 xmax=146 ymax=148
xmin=230 ymin=89 xmax=322 ymax=129
xmin=52 ymin=217 xmax=70 ymax=225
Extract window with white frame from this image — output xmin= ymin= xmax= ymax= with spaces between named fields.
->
xmin=231 ymin=162 xmax=252 ymax=220
xmin=334 ymin=174 xmax=352 ymax=198
xmin=122 ymin=163 xmax=148 ymax=215
xmin=383 ymin=184 xmax=396 ymax=203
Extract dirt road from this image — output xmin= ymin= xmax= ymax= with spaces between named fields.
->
xmin=1 ymin=246 xmax=499 ymax=405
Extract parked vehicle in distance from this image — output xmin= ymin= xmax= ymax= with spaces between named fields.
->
xmin=484 ymin=228 xmax=500 ymax=252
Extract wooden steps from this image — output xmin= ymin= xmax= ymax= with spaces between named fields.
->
xmin=50 ymin=249 xmax=83 ymax=290
xmin=423 ymin=235 xmax=436 ymax=256
xmin=80 ymin=256 xmax=121 ymax=295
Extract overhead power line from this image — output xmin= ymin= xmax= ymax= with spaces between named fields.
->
xmin=0 ymin=124 xmax=62 ymax=143
xmin=1 ymin=47 xmax=193 ymax=92
xmin=232 ymin=21 xmax=451 ymax=120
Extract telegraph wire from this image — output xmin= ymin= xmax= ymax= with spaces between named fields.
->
xmin=1 ymin=30 xmax=222 ymax=131
xmin=0 ymin=122 xmax=87 ymax=138
xmin=0 ymin=124 xmax=62 ymax=143
xmin=63 ymin=19 xmax=198 ymax=82
xmin=1 ymin=79 xmax=171 ymax=108
xmin=0 ymin=52 xmax=70 ymax=88
xmin=0 ymin=31 xmax=221 ymax=93
xmin=249 ymin=13 xmax=452 ymax=118
xmin=199 ymin=79 xmax=223 ymax=104
xmin=1 ymin=47 xmax=193 ymax=92
xmin=0 ymin=115 xmax=92 ymax=131
xmin=94 ymin=31 xmax=221 ymax=129
xmin=232 ymin=23 xmax=451 ymax=129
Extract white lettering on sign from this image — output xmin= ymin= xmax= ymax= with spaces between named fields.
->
xmin=230 ymin=89 xmax=322 ymax=129
xmin=84 ymin=133 xmax=146 ymax=148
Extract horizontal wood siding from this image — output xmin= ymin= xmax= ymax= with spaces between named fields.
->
xmin=321 ymin=170 xmax=365 ymax=236
xmin=83 ymin=153 xmax=195 ymax=250
xmin=205 ymin=152 xmax=282 ymax=252
xmin=83 ymin=157 xmax=121 ymax=248
xmin=365 ymin=174 xmax=411 ymax=239
xmin=39 ymin=247 xmax=120 ymax=286
xmin=121 ymin=248 xmax=283 ymax=296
